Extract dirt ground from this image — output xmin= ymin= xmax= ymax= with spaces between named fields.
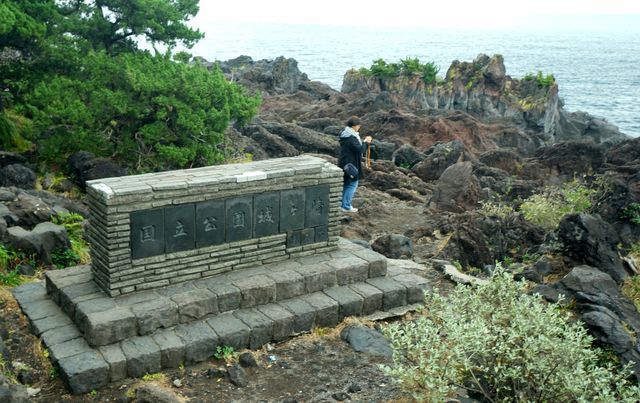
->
xmin=0 ymin=186 xmax=450 ymax=402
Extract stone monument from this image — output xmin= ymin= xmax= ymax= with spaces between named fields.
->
xmin=12 ymin=156 xmax=430 ymax=394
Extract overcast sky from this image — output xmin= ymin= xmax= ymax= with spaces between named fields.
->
xmin=192 ymin=0 xmax=640 ymax=28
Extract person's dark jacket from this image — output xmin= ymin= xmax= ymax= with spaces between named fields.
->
xmin=338 ymin=127 xmax=368 ymax=180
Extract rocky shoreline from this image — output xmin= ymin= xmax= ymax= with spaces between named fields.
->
xmin=2 ymin=53 xmax=640 ymax=400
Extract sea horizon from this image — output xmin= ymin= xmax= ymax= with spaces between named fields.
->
xmin=186 ymin=16 xmax=640 ymax=137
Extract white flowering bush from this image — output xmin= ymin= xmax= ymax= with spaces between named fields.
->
xmin=381 ymin=268 xmax=640 ymax=402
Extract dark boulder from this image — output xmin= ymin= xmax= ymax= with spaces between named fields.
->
xmin=580 ymin=306 xmax=640 ymax=380
xmin=557 ymin=214 xmax=628 ymax=284
xmin=6 ymin=192 xmax=53 ymax=227
xmin=370 ymin=140 xmax=396 ymax=161
xmin=258 ymin=122 xmax=339 ymax=155
xmin=0 ymin=188 xmax=15 ymax=202
xmin=412 ymin=140 xmax=465 ymax=182
xmin=67 ymin=151 xmax=126 ymax=189
xmin=340 ymin=324 xmax=392 ymax=357
xmin=605 ymin=137 xmax=640 ymax=166
xmin=0 ymin=204 xmax=19 ymax=226
xmin=242 ymin=125 xmax=299 ymax=158
xmin=0 ymin=151 xmax=26 ymax=168
xmin=554 ymin=265 xmax=640 ymax=380
xmin=392 ymin=144 xmax=425 ymax=168
xmin=365 ymin=171 xmax=402 ymax=192
xmin=6 ymin=222 xmax=70 ymax=265
xmin=0 ymin=164 xmax=36 ymax=189
xmin=227 ymin=363 xmax=248 ymax=387
xmin=533 ymin=141 xmax=605 ymax=179
xmin=299 ymin=117 xmax=342 ymax=132
xmin=371 ymin=234 xmax=413 ymax=259
xmin=478 ymin=149 xmax=522 ymax=175
xmin=0 ymin=373 xmax=29 ymax=403
xmin=428 ymin=161 xmax=481 ymax=213
xmin=436 ymin=212 xmax=545 ymax=269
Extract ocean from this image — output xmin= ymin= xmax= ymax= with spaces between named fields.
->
xmin=189 ymin=18 xmax=640 ymax=137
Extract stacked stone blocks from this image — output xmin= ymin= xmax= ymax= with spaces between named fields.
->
xmin=86 ymin=156 xmax=343 ymax=296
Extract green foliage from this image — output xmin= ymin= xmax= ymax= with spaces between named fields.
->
xmin=478 ymin=200 xmax=515 ymax=219
xmin=0 ymin=111 xmax=33 ymax=153
xmin=51 ymin=248 xmax=80 ymax=269
xmin=1 ymin=1 xmax=260 ymax=173
xmin=214 ymin=345 xmax=238 ymax=362
xmin=52 ymin=212 xmax=91 ymax=264
xmin=57 ymin=0 xmax=203 ymax=55
xmin=382 ymin=268 xmax=640 ymax=402
xmin=48 ymin=366 xmax=58 ymax=380
xmin=0 ymin=269 xmax=22 ymax=287
xmin=22 ymin=51 xmax=260 ymax=171
xmin=519 ymin=180 xmax=596 ymax=230
xmin=621 ymin=203 xmax=640 ymax=225
xmin=523 ymin=70 xmax=556 ymax=88
xmin=360 ymin=57 xmax=440 ymax=84
xmin=0 ymin=244 xmax=31 ymax=285
xmin=622 ymin=275 xmax=640 ymax=312
xmin=142 ymin=372 xmax=166 ymax=382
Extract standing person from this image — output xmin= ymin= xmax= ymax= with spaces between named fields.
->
xmin=338 ymin=116 xmax=372 ymax=213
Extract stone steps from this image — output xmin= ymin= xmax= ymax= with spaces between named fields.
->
xmin=12 ymin=241 xmax=430 ymax=394
xmin=44 ymin=241 xmax=389 ymax=347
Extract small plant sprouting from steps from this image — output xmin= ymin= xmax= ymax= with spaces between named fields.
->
xmin=214 ymin=345 xmax=238 ymax=363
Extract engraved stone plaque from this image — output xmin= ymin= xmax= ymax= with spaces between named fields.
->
xmin=305 ymin=185 xmax=330 ymax=228
xmin=254 ymin=193 xmax=280 ymax=238
xmin=196 ymin=200 xmax=225 ymax=248
xmin=280 ymin=189 xmax=305 ymax=232
xmin=130 ymin=208 xmax=165 ymax=259
xmin=301 ymin=228 xmax=316 ymax=245
xmin=226 ymin=197 xmax=252 ymax=242
xmin=314 ymin=225 xmax=329 ymax=243
xmin=287 ymin=230 xmax=302 ymax=248
xmin=164 ymin=204 xmax=196 ymax=253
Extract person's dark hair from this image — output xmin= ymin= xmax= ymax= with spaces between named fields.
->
xmin=346 ymin=116 xmax=362 ymax=128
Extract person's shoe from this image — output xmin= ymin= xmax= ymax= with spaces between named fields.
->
xmin=340 ymin=207 xmax=358 ymax=213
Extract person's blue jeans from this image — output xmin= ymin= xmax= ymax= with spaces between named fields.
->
xmin=341 ymin=179 xmax=359 ymax=210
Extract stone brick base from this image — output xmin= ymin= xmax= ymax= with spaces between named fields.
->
xmin=13 ymin=239 xmax=430 ymax=394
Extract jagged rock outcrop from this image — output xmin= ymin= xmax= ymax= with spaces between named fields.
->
xmin=342 ymin=53 xmax=628 ymax=145
xmin=412 ymin=140 xmax=465 ymax=181
xmin=557 ymin=213 xmax=628 ymax=284
xmin=428 ymin=161 xmax=481 ymax=213
xmin=434 ymin=211 xmax=546 ymax=268
xmin=552 ymin=265 xmax=640 ymax=380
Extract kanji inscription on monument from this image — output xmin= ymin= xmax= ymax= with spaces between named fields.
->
xmin=129 ymin=185 xmax=331 ymax=259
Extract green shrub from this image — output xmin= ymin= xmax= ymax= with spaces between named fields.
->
xmin=621 ymin=203 xmax=640 ymax=225
xmin=360 ymin=58 xmax=440 ymax=84
xmin=519 ymin=180 xmax=596 ymax=230
xmin=51 ymin=248 xmax=80 ymax=269
xmin=51 ymin=212 xmax=91 ymax=264
xmin=0 ymin=244 xmax=32 ymax=285
xmin=382 ymin=268 xmax=640 ymax=402
xmin=523 ymin=71 xmax=556 ymax=88
xmin=478 ymin=200 xmax=515 ymax=219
